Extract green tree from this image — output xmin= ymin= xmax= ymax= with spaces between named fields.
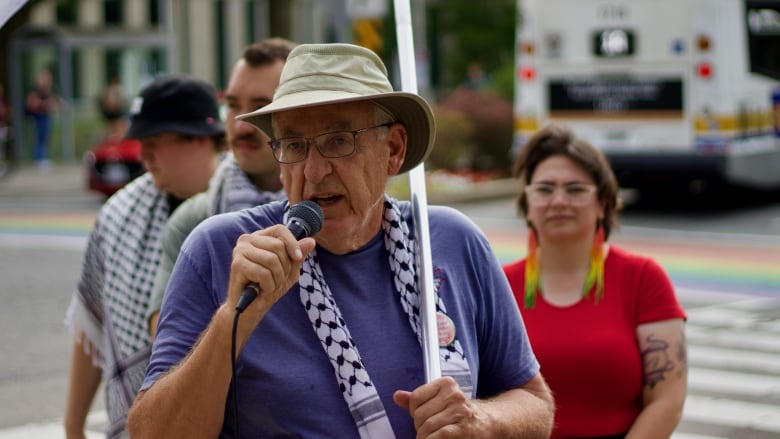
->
xmin=428 ymin=0 xmax=516 ymax=100
xmin=381 ymin=0 xmax=518 ymax=173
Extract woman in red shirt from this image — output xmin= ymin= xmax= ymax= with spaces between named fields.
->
xmin=503 ymin=124 xmax=687 ymax=438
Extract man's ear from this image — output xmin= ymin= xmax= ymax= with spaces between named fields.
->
xmin=386 ymin=123 xmax=407 ymax=176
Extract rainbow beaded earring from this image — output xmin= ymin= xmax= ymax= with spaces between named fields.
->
xmin=523 ymin=225 xmax=539 ymax=309
xmin=582 ymin=224 xmax=605 ymax=303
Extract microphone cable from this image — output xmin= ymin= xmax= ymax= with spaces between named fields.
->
xmin=227 ymin=201 xmax=323 ymax=437
xmin=231 ymin=308 xmax=242 ymax=438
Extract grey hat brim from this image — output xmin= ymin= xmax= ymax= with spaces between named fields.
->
xmin=237 ymin=90 xmax=435 ymax=174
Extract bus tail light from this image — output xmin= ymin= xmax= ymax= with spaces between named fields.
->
xmin=519 ymin=66 xmax=536 ymax=81
xmin=696 ymin=62 xmax=713 ymax=79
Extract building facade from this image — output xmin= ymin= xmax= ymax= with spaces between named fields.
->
xmin=5 ymin=0 xmax=351 ymax=162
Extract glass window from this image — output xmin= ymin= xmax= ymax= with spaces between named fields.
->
xmin=104 ymin=0 xmax=123 ymax=24
xmin=746 ymin=0 xmax=780 ymax=80
xmin=148 ymin=0 xmax=160 ymax=25
xmin=56 ymin=0 xmax=78 ymax=25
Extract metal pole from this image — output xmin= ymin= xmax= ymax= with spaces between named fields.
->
xmin=393 ymin=0 xmax=441 ymax=382
xmin=58 ymin=37 xmax=74 ymax=162
xmin=9 ymin=35 xmax=23 ymax=166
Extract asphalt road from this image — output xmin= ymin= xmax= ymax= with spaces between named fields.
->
xmin=0 ymin=162 xmax=778 ymax=438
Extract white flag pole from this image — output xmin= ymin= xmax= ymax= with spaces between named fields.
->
xmin=0 ymin=0 xmax=30 ymax=29
xmin=393 ymin=0 xmax=442 ymax=382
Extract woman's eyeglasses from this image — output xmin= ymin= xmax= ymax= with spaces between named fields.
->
xmin=524 ymin=183 xmax=597 ymax=206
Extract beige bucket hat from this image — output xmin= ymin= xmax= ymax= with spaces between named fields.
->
xmin=236 ymin=43 xmax=435 ymax=174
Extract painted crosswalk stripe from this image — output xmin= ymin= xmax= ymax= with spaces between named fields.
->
xmin=671 ymin=433 xmax=728 ymax=439
xmin=682 ymin=395 xmax=780 ymax=433
xmin=674 ymin=292 xmax=780 ymax=438
xmin=688 ymin=367 xmax=780 ymax=400
xmin=0 ymin=410 xmax=105 ymax=439
xmin=0 ymin=289 xmax=777 ymax=437
xmin=690 ymin=345 xmax=780 ymax=375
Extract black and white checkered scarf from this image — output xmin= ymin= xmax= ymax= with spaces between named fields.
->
xmin=65 ymin=173 xmax=169 ymax=438
xmin=297 ymin=196 xmax=473 ymax=438
xmin=208 ymin=153 xmax=283 ymax=215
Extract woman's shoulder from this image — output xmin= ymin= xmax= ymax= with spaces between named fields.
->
xmin=607 ymin=245 xmax=669 ymax=281
xmin=608 ymin=245 xmax=659 ymax=265
xmin=503 ymin=258 xmax=526 ymax=273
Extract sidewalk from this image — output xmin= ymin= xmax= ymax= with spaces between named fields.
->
xmin=0 ymin=161 xmax=519 ymax=204
xmin=0 ymin=161 xmax=92 ymax=199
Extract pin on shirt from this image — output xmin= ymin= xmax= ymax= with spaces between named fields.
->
xmin=437 ymin=311 xmax=456 ymax=347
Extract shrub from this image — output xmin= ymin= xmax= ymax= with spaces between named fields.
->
xmin=436 ymin=87 xmax=513 ymax=174
xmin=427 ymin=107 xmax=474 ymax=171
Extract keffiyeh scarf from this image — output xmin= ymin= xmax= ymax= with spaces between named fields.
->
xmin=208 ymin=153 xmax=284 ymax=215
xmin=65 ymin=173 xmax=169 ymax=438
xmin=297 ymin=196 xmax=473 ymax=438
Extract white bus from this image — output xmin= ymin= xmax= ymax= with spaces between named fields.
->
xmin=514 ymin=0 xmax=780 ymax=191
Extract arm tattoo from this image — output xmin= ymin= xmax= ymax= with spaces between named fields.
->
xmin=641 ymin=333 xmax=675 ymax=389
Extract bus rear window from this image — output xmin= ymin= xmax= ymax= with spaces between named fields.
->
xmin=746 ymin=1 xmax=780 ymax=80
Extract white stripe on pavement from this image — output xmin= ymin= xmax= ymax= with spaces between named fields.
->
xmin=688 ymin=367 xmax=780 ymax=398
xmin=686 ymin=328 xmax=780 ymax=353
xmin=687 ymin=306 xmax=777 ymax=331
xmin=0 ymin=411 xmax=106 ymax=439
xmin=671 ymin=433 xmax=727 ymax=439
xmin=683 ymin=393 xmax=780 ymax=433
xmin=0 ymin=233 xmax=87 ymax=250
xmin=690 ymin=345 xmax=780 ymax=375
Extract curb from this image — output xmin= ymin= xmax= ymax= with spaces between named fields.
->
xmin=0 ymin=162 xmax=519 ymax=205
xmin=0 ymin=162 xmax=87 ymax=199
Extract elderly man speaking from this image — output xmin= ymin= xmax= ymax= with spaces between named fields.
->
xmin=129 ymin=43 xmax=554 ymax=439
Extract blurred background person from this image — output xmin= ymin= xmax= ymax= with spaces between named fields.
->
xmin=461 ymin=61 xmax=492 ymax=92
xmin=25 ymin=69 xmax=58 ymax=169
xmin=0 ymin=81 xmax=10 ymax=173
xmin=63 ymin=75 xmax=225 ymax=439
xmin=146 ymin=37 xmax=296 ymax=338
xmin=98 ymin=74 xmax=128 ymax=139
xmin=503 ymin=123 xmax=688 ymax=438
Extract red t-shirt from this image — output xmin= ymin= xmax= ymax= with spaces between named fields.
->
xmin=503 ymin=246 xmax=686 ymax=438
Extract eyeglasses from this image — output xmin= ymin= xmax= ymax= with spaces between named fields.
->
xmin=524 ymin=183 xmax=597 ymax=206
xmin=268 ymin=122 xmax=395 ymax=164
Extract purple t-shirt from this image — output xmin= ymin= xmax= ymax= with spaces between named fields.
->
xmin=142 ymin=200 xmax=539 ymax=438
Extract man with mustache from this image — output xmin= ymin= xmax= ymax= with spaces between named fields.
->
xmin=146 ymin=38 xmax=296 ymax=338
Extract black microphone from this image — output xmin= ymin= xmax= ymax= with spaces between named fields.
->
xmin=235 ymin=201 xmax=324 ymax=313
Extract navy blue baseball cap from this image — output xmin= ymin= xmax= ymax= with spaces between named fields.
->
xmin=125 ymin=75 xmax=224 ymax=140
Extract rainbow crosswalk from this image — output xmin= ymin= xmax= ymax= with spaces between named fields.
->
xmin=486 ymin=228 xmax=780 ymax=297
xmin=0 ymin=211 xmax=95 ymax=236
xmin=1 ymin=209 xmax=778 ymax=295
xmin=0 ymin=210 xmax=778 ymax=438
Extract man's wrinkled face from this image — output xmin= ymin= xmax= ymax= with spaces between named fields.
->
xmin=273 ymin=101 xmax=406 ymax=254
